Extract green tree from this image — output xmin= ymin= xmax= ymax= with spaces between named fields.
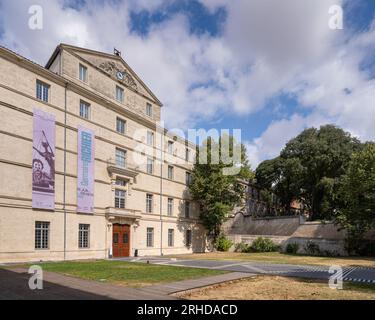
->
xmin=189 ymin=135 xmax=253 ymax=241
xmin=255 ymin=125 xmax=361 ymax=220
xmin=335 ymin=143 xmax=375 ymax=254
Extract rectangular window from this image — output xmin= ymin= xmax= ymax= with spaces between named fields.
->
xmin=186 ymin=172 xmax=192 ymax=186
xmin=186 ymin=230 xmax=192 ymax=247
xmin=185 ymin=148 xmax=190 ymax=162
xmin=115 ymin=179 xmax=127 ymax=187
xmin=168 ymin=141 xmax=174 ymax=154
xmin=168 ymin=166 xmax=174 ymax=180
xmin=80 ymin=101 xmax=91 ymax=119
xmin=168 ymin=229 xmax=174 ymax=247
xmin=146 ymin=103 xmax=153 ymax=117
xmin=116 ymin=86 xmax=124 ymax=102
xmin=167 ymin=198 xmax=173 ymax=216
xmin=79 ymin=64 xmax=88 ymax=82
xmin=115 ymin=189 xmax=126 ymax=209
xmin=147 ymin=131 xmax=154 ymax=146
xmin=78 ymin=224 xmax=90 ymax=248
xmin=147 ymin=228 xmax=154 ymax=247
xmin=147 ymin=157 xmax=154 ymax=174
xmin=36 ymin=80 xmax=49 ymax=103
xmin=185 ymin=201 xmax=191 ymax=218
xmin=115 ymin=148 xmax=127 ymax=168
xmin=116 ymin=118 xmax=126 ymax=134
xmin=146 ymin=194 xmax=153 ymax=213
xmin=35 ymin=221 xmax=50 ymax=249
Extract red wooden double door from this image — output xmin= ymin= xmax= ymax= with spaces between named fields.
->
xmin=112 ymin=224 xmax=130 ymax=257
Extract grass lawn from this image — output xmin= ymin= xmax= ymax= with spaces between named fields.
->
xmin=178 ymin=275 xmax=375 ymax=300
xmin=13 ymin=260 xmax=227 ymax=287
xmin=166 ymin=252 xmax=375 ymax=268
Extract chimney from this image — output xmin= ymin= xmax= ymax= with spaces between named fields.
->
xmin=114 ymin=48 xmax=121 ymax=57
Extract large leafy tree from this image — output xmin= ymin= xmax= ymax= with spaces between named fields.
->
xmin=189 ymin=135 xmax=253 ymax=240
xmin=335 ymin=143 xmax=375 ymax=253
xmin=255 ymin=125 xmax=361 ymax=220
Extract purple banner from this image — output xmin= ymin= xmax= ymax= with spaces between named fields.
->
xmin=77 ymin=126 xmax=95 ymax=214
xmin=32 ymin=109 xmax=55 ymax=210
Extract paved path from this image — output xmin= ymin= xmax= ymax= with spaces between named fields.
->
xmin=0 ymin=267 xmax=253 ymax=300
xmin=124 ymin=257 xmax=375 ymax=285
xmin=141 ymin=272 xmax=255 ymax=296
xmin=0 ymin=268 xmax=174 ymax=300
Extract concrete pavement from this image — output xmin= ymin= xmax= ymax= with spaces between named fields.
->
xmin=124 ymin=257 xmax=375 ymax=285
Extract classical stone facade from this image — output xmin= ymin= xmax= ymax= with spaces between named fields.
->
xmin=0 ymin=44 xmax=206 ymax=263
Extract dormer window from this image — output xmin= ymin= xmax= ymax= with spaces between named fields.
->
xmin=79 ymin=64 xmax=88 ymax=82
xmin=116 ymin=86 xmax=124 ymax=103
xmin=146 ymin=103 xmax=153 ymax=117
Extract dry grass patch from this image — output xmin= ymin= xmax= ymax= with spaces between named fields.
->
xmin=178 ymin=276 xmax=375 ymax=300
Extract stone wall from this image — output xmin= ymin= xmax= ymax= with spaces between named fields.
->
xmin=224 ymin=213 xmax=349 ymax=255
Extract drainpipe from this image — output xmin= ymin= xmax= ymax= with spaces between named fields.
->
xmin=159 ymin=126 xmax=164 ymax=256
xmin=63 ymin=82 xmax=67 ymax=260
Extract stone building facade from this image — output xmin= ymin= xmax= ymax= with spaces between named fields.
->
xmin=0 ymin=44 xmax=206 ymax=263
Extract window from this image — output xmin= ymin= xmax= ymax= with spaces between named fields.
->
xmin=116 ymin=118 xmax=126 ymax=134
xmin=167 ymin=198 xmax=173 ymax=216
xmin=168 ymin=166 xmax=174 ymax=180
xmin=80 ymin=101 xmax=90 ymax=119
xmin=115 ymin=179 xmax=127 ymax=187
xmin=116 ymin=148 xmax=127 ymax=168
xmin=147 ymin=228 xmax=154 ymax=247
xmin=115 ymin=189 xmax=126 ymax=209
xmin=116 ymin=86 xmax=124 ymax=102
xmin=185 ymin=201 xmax=191 ymax=218
xmin=146 ymin=194 xmax=153 ymax=213
xmin=36 ymin=80 xmax=49 ymax=103
xmin=185 ymin=148 xmax=190 ymax=162
xmin=146 ymin=103 xmax=153 ymax=117
xmin=123 ymin=233 xmax=129 ymax=244
xmin=78 ymin=224 xmax=90 ymax=248
xmin=113 ymin=233 xmax=119 ymax=244
xmin=168 ymin=141 xmax=174 ymax=154
xmin=147 ymin=131 xmax=154 ymax=146
xmin=186 ymin=172 xmax=192 ymax=185
xmin=147 ymin=157 xmax=154 ymax=174
xmin=186 ymin=230 xmax=192 ymax=247
xmin=35 ymin=221 xmax=49 ymax=249
xmin=168 ymin=229 xmax=174 ymax=247
xmin=79 ymin=64 xmax=88 ymax=82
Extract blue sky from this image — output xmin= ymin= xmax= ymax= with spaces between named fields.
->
xmin=0 ymin=0 xmax=374 ymax=167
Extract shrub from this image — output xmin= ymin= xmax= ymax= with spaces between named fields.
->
xmin=285 ymin=242 xmax=299 ymax=254
xmin=304 ymin=240 xmax=320 ymax=255
xmin=251 ymin=237 xmax=279 ymax=252
xmin=235 ymin=242 xmax=251 ymax=253
xmin=214 ymin=234 xmax=233 ymax=252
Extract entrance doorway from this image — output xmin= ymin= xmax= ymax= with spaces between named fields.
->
xmin=112 ymin=224 xmax=130 ymax=257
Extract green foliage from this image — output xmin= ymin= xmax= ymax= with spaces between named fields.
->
xmin=251 ymin=237 xmax=279 ymax=252
xmin=285 ymin=242 xmax=299 ymax=254
xmin=255 ymin=125 xmax=362 ymax=220
xmin=214 ymin=234 xmax=234 ymax=252
xmin=189 ymin=135 xmax=253 ymax=239
xmin=304 ymin=241 xmax=320 ymax=256
xmin=335 ymin=144 xmax=375 ymax=255
xmin=234 ymin=242 xmax=252 ymax=253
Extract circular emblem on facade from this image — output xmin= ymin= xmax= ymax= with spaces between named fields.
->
xmin=116 ymin=71 xmax=124 ymax=80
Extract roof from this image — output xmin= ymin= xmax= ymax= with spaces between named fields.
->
xmin=46 ymin=43 xmax=163 ymax=107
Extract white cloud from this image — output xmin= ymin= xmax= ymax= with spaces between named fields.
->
xmin=0 ymin=0 xmax=374 ymax=168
